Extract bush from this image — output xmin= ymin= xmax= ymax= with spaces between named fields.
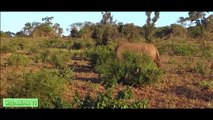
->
xmin=86 ymin=46 xmax=114 ymax=67
xmin=42 ymin=39 xmax=75 ymax=50
xmin=172 ymin=43 xmax=199 ymax=56
xmin=7 ymin=54 xmax=31 ymax=66
xmin=158 ymin=42 xmax=199 ymax=56
xmin=116 ymin=86 xmax=133 ymax=99
xmin=0 ymin=44 xmax=17 ymax=54
xmin=71 ymin=50 xmax=87 ymax=60
xmin=33 ymin=49 xmax=72 ymax=69
xmin=87 ymin=46 xmax=162 ymax=88
xmin=72 ymin=88 xmax=148 ymax=109
xmin=188 ymin=26 xmax=202 ymax=38
xmin=43 ymin=39 xmax=64 ymax=48
xmin=100 ymin=52 xmax=163 ymax=88
xmin=72 ymin=40 xmax=95 ymax=50
xmin=49 ymin=53 xmax=70 ymax=69
xmin=8 ymin=68 xmax=73 ymax=108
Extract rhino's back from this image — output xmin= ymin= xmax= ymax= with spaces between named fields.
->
xmin=121 ymin=42 xmax=157 ymax=59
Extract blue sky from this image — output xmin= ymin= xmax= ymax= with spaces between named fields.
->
xmin=1 ymin=12 xmax=212 ymax=36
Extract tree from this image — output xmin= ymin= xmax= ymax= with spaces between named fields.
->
xmin=170 ymin=24 xmax=187 ymax=38
xmin=68 ymin=22 xmax=84 ymax=38
xmin=32 ymin=24 xmax=54 ymax=37
xmin=3 ymin=31 xmax=15 ymax=37
xmin=144 ymin=12 xmax=160 ymax=43
xmin=122 ymin=23 xmax=141 ymax=42
xmin=205 ymin=14 xmax=213 ymax=32
xmin=178 ymin=12 xmax=209 ymax=49
xmin=118 ymin=22 xmax=124 ymax=38
xmin=71 ymin=27 xmax=78 ymax=38
xmin=92 ymin=12 xmax=119 ymax=45
xmin=42 ymin=16 xmax=54 ymax=25
xmin=23 ymin=22 xmax=33 ymax=36
xmin=53 ymin=23 xmax=63 ymax=37
xmin=78 ymin=21 xmax=95 ymax=39
xmin=15 ymin=30 xmax=25 ymax=37
xmin=100 ymin=12 xmax=113 ymax=25
xmin=155 ymin=26 xmax=172 ymax=39
xmin=32 ymin=22 xmax=41 ymax=28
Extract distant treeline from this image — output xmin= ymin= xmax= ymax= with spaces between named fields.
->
xmin=1 ymin=12 xmax=213 ymax=44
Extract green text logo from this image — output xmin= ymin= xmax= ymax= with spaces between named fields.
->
xmin=3 ymin=98 xmax=38 ymax=108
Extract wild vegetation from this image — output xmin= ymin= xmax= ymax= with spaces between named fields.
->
xmin=1 ymin=12 xmax=213 ymax=108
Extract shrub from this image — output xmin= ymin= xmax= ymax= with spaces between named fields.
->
xmin=72 ymin=40 xmax=95 ymax=50
xmin=0 ymin=44 xmax=17 ymax=54
xmin=72 ymin=42 xmax=82 ymax=50
xmin=188 ymin=26 xmax=202 ymax=38
xmin=33 ymin=49 xmax=72 ymax=69
xmin=7 ymin=54 xmax=31 ymax=66
xmin=49 ymin=53 xmax=70 ymax=69
xmin=87 ymin=46 xmax=162 ymax=88
xmin=71 ymin=50 xmax=87 ymax=60
xmin=42 ymin=39 xmax=74 ymax=50
xmin=8 ymin=68 xmax=73 ymax=108
xmin=99 ymin=52 xmax=162 ymax=88
xmin=116 ymin=86 xmax=133 ymax=99
xmin=172 ymin=44 xmax=198 ymax=56
xmin=86 ymin=46 xmax=114 ymax=67
xmin=43 ymin=39 xmax=63 ymax=48
xmin=72 ymin=88 xmax=148 ymax=109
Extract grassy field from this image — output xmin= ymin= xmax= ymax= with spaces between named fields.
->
xmin=1 ymin=37 xmax=213 ymax=108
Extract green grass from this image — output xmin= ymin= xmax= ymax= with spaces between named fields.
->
xmin=7 ymin=54 xmax=31 ymax=67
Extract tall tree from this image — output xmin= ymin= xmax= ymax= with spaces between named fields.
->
xmin=15 ymin=30 xmax=25 ymax=37
xmin=3 ymin=31 xmax=15 ymax=37
xmin=100 ymin=12 xmax=113 ymax=25
xmin=69 ymin=22 xmax=83 ymax=38
xmin=53 ymin=23 xmax=63 ymax=36
xmin=42 ymin=16 xmax=54 ymax=25
xmin=144 ymin=12 xmax=160 ymax=43
xmin=23 ymin=22 xmax=33 ymax=36
xmin=178 ymin=12 xmax=209 ymax=49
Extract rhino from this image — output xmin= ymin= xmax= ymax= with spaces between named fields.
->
xmin=115 ymin=42 xmax=161 ymax=67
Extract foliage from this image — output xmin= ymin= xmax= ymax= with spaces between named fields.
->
xmin=170 ymin=24 xmax=187 ymax=37
xmin=32 ymin=24 xmax=54 ymax=37
xmin=99 ymin=52 xmax=162 ymax=88
xmin=188 ymin=26 xmax=203 ymax=38
xmin=1 ymin=31 xmax=15 ymax=37
xmin=157 ymin=41 xmax=199 ymax=56
xmin=155 ymin=26 xmax=171 ymax=39
xmin=87 ymin=46 xmax=162 ymax=88
xmin=144 ymin=12 xmax=160 ymax=43
xmin=7 ymin=54 xmax=31 ymax=67
xmin=0 ymin=44 xmax=17 ymax=54
xmin=86 ymin=46 xmax=114 ymax=67
xmin=121 ymin=23 xmax=141 ymax=42
xmin=172 ymin=44 xmax=197 ymax=56
xmin=8 ymin=68 xmax=72 ymax=108
xmin=92 ymin=12 xmax=119 ymax=45
xmin=72 ymin=88 xmax=148 ymax=109
xmin=33 ymin=48 xmax=72 ymax=69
